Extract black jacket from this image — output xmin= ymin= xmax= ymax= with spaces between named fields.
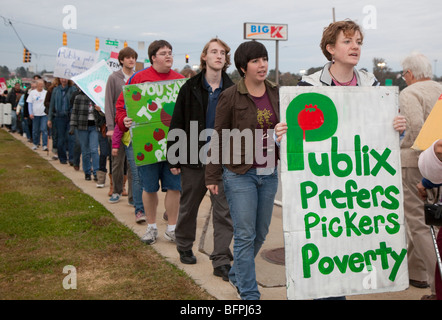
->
xmin=167 ymin=70 xmax=234 ymax=169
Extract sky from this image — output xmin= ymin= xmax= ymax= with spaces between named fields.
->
xmin=1 ymin=0 xmax=441 ymax=78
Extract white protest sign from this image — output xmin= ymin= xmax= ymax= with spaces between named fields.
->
xmin=95 ymin=50 xmax=121 ymax=72
xmin=280 ymin=86 xmax=408 ymax=300
xmin=71 ymin=60 xmax=112 ymax=113
xmin=54 ymin=47 xmax=95 ymax=79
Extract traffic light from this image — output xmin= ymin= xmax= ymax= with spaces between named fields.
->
xmin=185 ymin=54 xmax=189 ymax=63
xmin=63 ymin=32 xmax=67 ymax=46
xmin=23 ymin=48 xmax=31 ymax=63
xmin=95 ymin=37 xmax=99 ymax=51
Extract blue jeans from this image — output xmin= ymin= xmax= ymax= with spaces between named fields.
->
xmin=22 ymin=116 xmax=31 ymax=140
xmin=54 ymin=116 xmax=75 ymax=163
xmin=76 ymin=126 xmax=99 ymax=176
xmin=10 ymin=110 xmax=17 ymax=131
xmin=32 ymin=115 xmax=48 ymax=147
xmin=223 ymin=166 xmax=278 ymax=300
xmin=125 ymin=142 xmax=144 ymax=214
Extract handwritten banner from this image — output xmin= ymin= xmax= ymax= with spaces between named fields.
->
xmin=123 ymin=79 xmax=187 ymax=166
xmin=71 ymin=60 xmax=112 ymax=113
xmin=280 ymin=86 xmax=408 ymax=300
xmin=54 ymin=47 xmax=95 ymax=79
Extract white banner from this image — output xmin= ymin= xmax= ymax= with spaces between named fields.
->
xmin=71 ymin=60 xmax=112 ymax=113
xmin=54 ymin=47 xmax=96 ymax=79
xmin=280 ymin=86 xmax=408 ymax=300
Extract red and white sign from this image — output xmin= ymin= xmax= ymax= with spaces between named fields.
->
xmin=244 ymin=23 xmax=288 ymax=41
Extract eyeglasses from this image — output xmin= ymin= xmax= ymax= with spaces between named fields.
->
xmin=401 ymin=70 xmax=409 ymax=81
xmin=156 ymin=52 xmax=173 ymax=57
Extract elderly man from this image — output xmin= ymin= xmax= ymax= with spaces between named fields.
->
xmin=27 ymin=80 xmax=48 ymax=150
xmin=400 ymin=52 xmax=442 ymax=299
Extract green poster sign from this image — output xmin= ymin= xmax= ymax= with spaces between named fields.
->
xmin=123 ymin=79 xmax=188 ymax=166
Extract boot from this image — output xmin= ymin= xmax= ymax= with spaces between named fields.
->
xmin=96 ymin=170 xmax=106 ymax=188
xmin=108 ymin=173 xmax=113 ymax=196
xmin=122 ymin=174 xmax=128 ymax=196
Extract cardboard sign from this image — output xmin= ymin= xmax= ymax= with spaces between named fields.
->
xmin=0 ymin=78 xmax=7 ymax=93
xmin=6 ymin=78 xmax=21 ymax=89
xmin=0 ymin=103 xmax=11 ymax=125
xmin=280 ymin=86 xmax=408 ymax=300
xmin=123 ymin=79 xmax=187 ymax=166
xmin=412 ymin=95 xmax=442 ymax=151
xmin=95 ymin=50 xmax=121 ymax=72
xmin=71 ymin=60 xmax=112 ymax=113
xmin=54 ymin=47 xmax=95 ymax=79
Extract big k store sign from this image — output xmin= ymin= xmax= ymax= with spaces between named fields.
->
xmin=244 ymin=23 xmax=288 ymax=41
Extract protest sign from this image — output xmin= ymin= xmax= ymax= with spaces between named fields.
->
xmin=280 ymin=86 xmax=408 ymax=300
xmin=71 ymin=60 xmax=112 ymax=113
xmin=54 ymin=47 xmax=95 ymax=79
xmin=0 ymin=103 xmax=11 ymax=125
xmin=95 ymin=50 xmax=121 ymax=72
xmin=6 ymin=78 xmax=21 ymax=88
xmin=412 ymin=94 xmax=442 ymax=151
xmin=123 ymin=79 xmax=187 ymax=166
xmin=0 ymin=78 xmax=7 ymax=93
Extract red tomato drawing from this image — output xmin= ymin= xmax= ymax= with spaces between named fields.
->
xmin=298 ymin=104 xmax=324 ymax=139
xmin=153 ymin=128 xmax=165 ymax=141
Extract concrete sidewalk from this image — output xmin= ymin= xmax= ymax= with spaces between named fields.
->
xmin=10 ymin=129 xmax=431 ymax=300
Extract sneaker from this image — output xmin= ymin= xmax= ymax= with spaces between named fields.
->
xmin=96 ymin=183 xmax=105 ymax=188
xmin=32 ymin=145 xmax=38 ymax=150
xmin=164 ymin=229 xmax=176 ymax=242
xmin=141 ymin=226 xmax=158 ymax=245
xmin=135 ymin=211 xmax=146 ymax=224
xmin=213 ymin=264 xmax=231 ymax=281
xmin=42 ymin=146 xmax=48 ymax=151
xmin=177 ymin=248 xmax=197 ymax=264
xmin=108 ymin=193 xmax=121 ymax=204
xmin=85 ymin=174 xmax=91 ymax=181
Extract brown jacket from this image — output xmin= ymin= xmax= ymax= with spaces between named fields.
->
xmin=400 ymin=80 xmax=442 ymax=167
xmin=205 ymin=78 xmax=279 ymax=186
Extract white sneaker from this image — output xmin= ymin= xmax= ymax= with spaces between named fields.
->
xmin=32 ymin=145 xmax=38 ymax=150
xmin=164 ymin=229 xmax=176 ymax=242
xmin=42 ymin=146 xmax=48 ymax=151
xmin=141 ymin=226 xmax=158 ymax=245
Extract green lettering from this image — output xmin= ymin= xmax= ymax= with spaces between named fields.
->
xmin=389 ymin=249 xmax=407 ymax=281
xmin=304 ymin=212 xmax=320 ymax=239
xmin=373 ymin=215 xmax=385 ymax=234
xmin=382 ymin=185 xmax=400 ymax=210
xmin=370 ymin=148 xmax=396 ymax=176
xmin=300 ymin=181 xmax=318 ymax=209
xmin=344 ymin=211 xmax=362 ymax=236
xmin=329 ymin=217 xmax=343 ymax=237
xmin=371 ymin=185 xmax=384 ymax=207
xmin=308 ymin=152 xmax=330 ymax=176
xmin=318 ymin=256 xmax=334 ymax=275
xmin=359 ymin=215 xmax=373 ymax=235
xmin=331 ymin=136 xmax=353 ymax=177
xmin=333 ymin=255 xmax=349 ymax=273
xmin=348 ymin=253 xmax=365 ymax=273
xmin=302 ymin=243 xmax=319 ymax=278
xmin=386 ymin=213 xmax=400 ymax=235
xmin=356 ymin=188 xmax=371 ymax=208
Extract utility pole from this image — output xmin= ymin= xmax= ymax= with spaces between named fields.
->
xmin=332 ymin=7 xmax=336 ymax=22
